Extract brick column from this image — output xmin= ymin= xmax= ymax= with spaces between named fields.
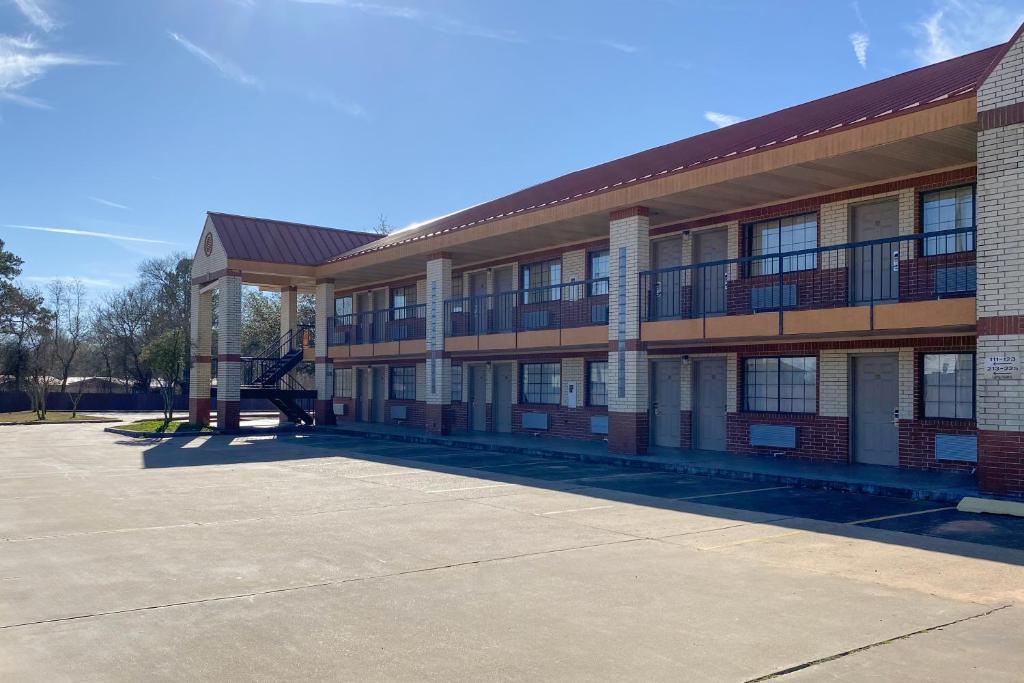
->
xmin=607 ymin=206 xmax=650 ymax=454
xmin=425 ymin=254 xmax=453 ymax=433
xmin=216 ymin=274 xmax=242 ymax=431
xmin=314 ymin=280 xmax=335 ymax=425
xmin=188 ymin=284 xmax=213 ymax=425
xmin=976 ymin=27 xmax=1024 ymax=497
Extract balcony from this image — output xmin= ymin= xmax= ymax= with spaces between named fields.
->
xmin=326 ymin=305 xmax=426 ymax=357
xmin=640 ymin=228 xmax=976 ymax=341
xmin=444 ymin=279 xmax=609 ymax=351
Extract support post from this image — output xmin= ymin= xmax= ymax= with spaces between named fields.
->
xmin=607 ymin=206 xmax=651 ymax=454
xmin=188 ymin=284 xmax=213 ymax=425
xmin=314 ymin=280 xmax=336 ymax=425
xmin=976 ymin=26 xmax=1024 ymax=496
xmin=425 ymin=254 xmax=453 ymax=434
xmin=216 ymin=274 xmax=242 ymax=431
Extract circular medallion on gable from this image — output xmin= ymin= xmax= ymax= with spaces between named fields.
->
xmin=203 ymin=232 xmax=213 ymax=257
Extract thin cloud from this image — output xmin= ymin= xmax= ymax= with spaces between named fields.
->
xmin=88 ymin=196 xmax=130 ymax=211
xmin=601 ymin=40 xmax=640 ymax=54
xmin=3 ymin=224 xmax=177 ymax=245
xmin=0 ymin=34 xmax=104 ymax=109
xmin=167 ymin=32 xmax=262 ymax=88
xmin=12 ymin=0 xmax=57 ymax=32
xmin=304 ymin=89 xmax=367 ymax=118
xmin=24 ymin=275 xmax=119 ymax=289
xmin=704 ymin=111 xmax=742 ymax=129
xmin=912 ymin=1 xmax=1023 ymax=65
xmin=849 ymin=32 xmax=869 ymax=68
xmin=851 ymin=1 xmax=867 ymax=28
xmin=287 ymin=0 xmax=524 ymax=43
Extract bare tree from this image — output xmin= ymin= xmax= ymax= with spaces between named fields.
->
xmin=49 ymin=280 xmax=89 ymax=400
xmin=372 ymin=213 xmax=393 ymax=237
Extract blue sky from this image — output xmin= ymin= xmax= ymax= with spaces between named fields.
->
xmin=1 ymin=0 xmax=1022 ymax=295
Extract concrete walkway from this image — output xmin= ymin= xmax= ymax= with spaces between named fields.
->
xmin=322 ymin=421 xmax=980 ymax=503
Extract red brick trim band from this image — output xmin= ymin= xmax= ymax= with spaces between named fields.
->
xmin=191 ymin=268 xmax=243 ymax=286
xmin=978 ymin=102 xmax=1024 ymax=131
xmin=610 ymin=206 xmax=650 ymax=221
xmin=427 ymin=251 xmax=452 ymax=260
xmin=280 ymin=285 xmax=297 ymax=293
xmin=977 ymin=429 xmax=1024 ymax=496
xmin=216 ymin=354 xmax=241 ymax=362
xmin=315 ymin=356 xmax=330 ymax=364
xmin=609 ymin=340 xmax=643 ymax=351
xmin=191 ymin=355 xmax=212 ymax=364
xmin=315 ymin=278 xmax=336 ymax=285
xmin=216 ymin=400 xmax=240 ymax=430
xmin=977 ymin=315 xmax=1024 ymax=336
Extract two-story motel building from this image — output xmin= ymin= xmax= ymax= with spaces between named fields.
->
xmin=189 ymin=26 xmax=1024 ymax=497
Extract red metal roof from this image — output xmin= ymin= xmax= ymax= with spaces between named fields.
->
xmin=207 ymin=212 xmax=379 ymax=266
xmin=327 ymin=43 xmax=1004 ymax=264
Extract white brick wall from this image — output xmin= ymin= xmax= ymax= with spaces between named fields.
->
xmin=189 ymin=285 xmax=213 ymax=400
xmin=609 ymin=212 xmax=650 ymax=342
xmin=190 ymin=217 xmax=228 ymax=281
xmin=280 ymin=287 xmax=297 ymax=338
xmin=608 ymin=350 xmax=649 ymax=413
xmin=978 ymin=32 xmax=1024 ymax=111
xmin=978 ymin=335 xmax=1024 ymax=431
xmin=216 ymin=275 xmax=242 ymax=402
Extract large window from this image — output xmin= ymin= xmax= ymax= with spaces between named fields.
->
xmin=922 ymin=185 xmax=975 ymax=255
xmin=335 ymin=368 xmax=352 ymax=397
xmin=335 ymin=295 xmax=352 ymax=318
xmin=744 ymin=356 xmax=817 ymax=413
xmin=587 ymin=361 xmax=608 ymax=407
xmin=923 ymin=353 xmax=974 ymax=419
xmin=389 ymin=366 xmax=416 ymax=400
xmin=588 ymin=250 xmax=609 ymax=295
xmin=391 ymin=285 xmax=416 ymax=319
xmin=451 ymin=364 xmax=463 ymax=402
xmin=747 ymin=213 xmax=817 ymax=276
xmin=522 ymin=259 xmax=561 ymax=303
xmin=521 ymin=362 xmax=561 ymax=405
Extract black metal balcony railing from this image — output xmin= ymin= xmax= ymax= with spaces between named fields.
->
xmin=327 ymin=304 xmax=426 ymax=346
xmin=444 ymin=278 xmax=609 ymax=337
xmin=640 ymin=228 xmax=976 ymax=323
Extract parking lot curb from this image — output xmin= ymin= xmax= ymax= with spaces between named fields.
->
xmin=316 ymin=426 xmax=983 ymax=504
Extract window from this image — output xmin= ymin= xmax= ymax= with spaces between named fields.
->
xmin=744 ymin=356 xmax=816 ymax=413
xmin=747 ymin=213 xmax=817 ymax=276
xmin=450 ymin=277 xmax=464 ymax=313
xmin=588 ymin=251 xmax=609 ymax=295
xmin=923 ymin=353 xmax=974 ymax=419
xmin=389 ymin=366 xmax=416 ymax=400
xmin=451 ymin=364 xmax=463 ymax=402
xmin=334 ymin=295 xmax=352 ymax=319
xmin=391 ymin=286 xmax=416 ymax=319
xmin=335 ymin=368 xmax=352 ymax=397
xmin=922 ymin=185 xmax=975 ymax=255
xmin=521 ymin=362 xmax=561 ymax=404
xmin=587 ymin=361 xmax=608 ymax=407
xmin=522 ymin=259 xmax=561 ymax=303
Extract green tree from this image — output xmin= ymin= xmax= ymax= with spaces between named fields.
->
xmin=141 ymin=329 xmax=187 ymax=425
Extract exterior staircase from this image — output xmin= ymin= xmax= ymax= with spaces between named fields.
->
xmin=240 ymin=326 xmax=316 ymax=425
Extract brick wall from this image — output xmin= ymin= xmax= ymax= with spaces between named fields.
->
xmin=727 ymin=413 xmax=849 ymax=463
xmin=512 ymin=404 xmax=608 ymax=441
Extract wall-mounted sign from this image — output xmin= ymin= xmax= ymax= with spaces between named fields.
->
xmin=983 ymin=354 xmax=1022 ymax=380
xmin=567 ymin=382 xmax=577 ymax=409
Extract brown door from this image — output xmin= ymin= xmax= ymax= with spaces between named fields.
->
xmin=853 ymin=355 xmax=899 ymax=466
xmin=694 ymin=358 xmax=727 ymax=451
xmin=468 ymin=272 xmax=488 ymax=334
xmin=492 ymin=363 xmax=514 ymax=433
xmin=493 ymin=267 xmax=515 ymax=332
xmin=651 ymin=238 xmax=682 ymax=320
xmin=355 ymin=369 xmax=369 ymax=422
xmin=371 ymin=367 xmax=385 ymax=423
xmin=851 ymin=200 xmax=899 ymax=304
xmin=650 ymin=360 xmax=681 ymax=448
xmin=469 ymin=365 xmax=488 ymax=431
xmin=693 ymin=230 xmax=728 ymax=317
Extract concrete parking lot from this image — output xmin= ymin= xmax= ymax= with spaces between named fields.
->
xmin=2 ymin=423 xmax=1024 ymax=681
